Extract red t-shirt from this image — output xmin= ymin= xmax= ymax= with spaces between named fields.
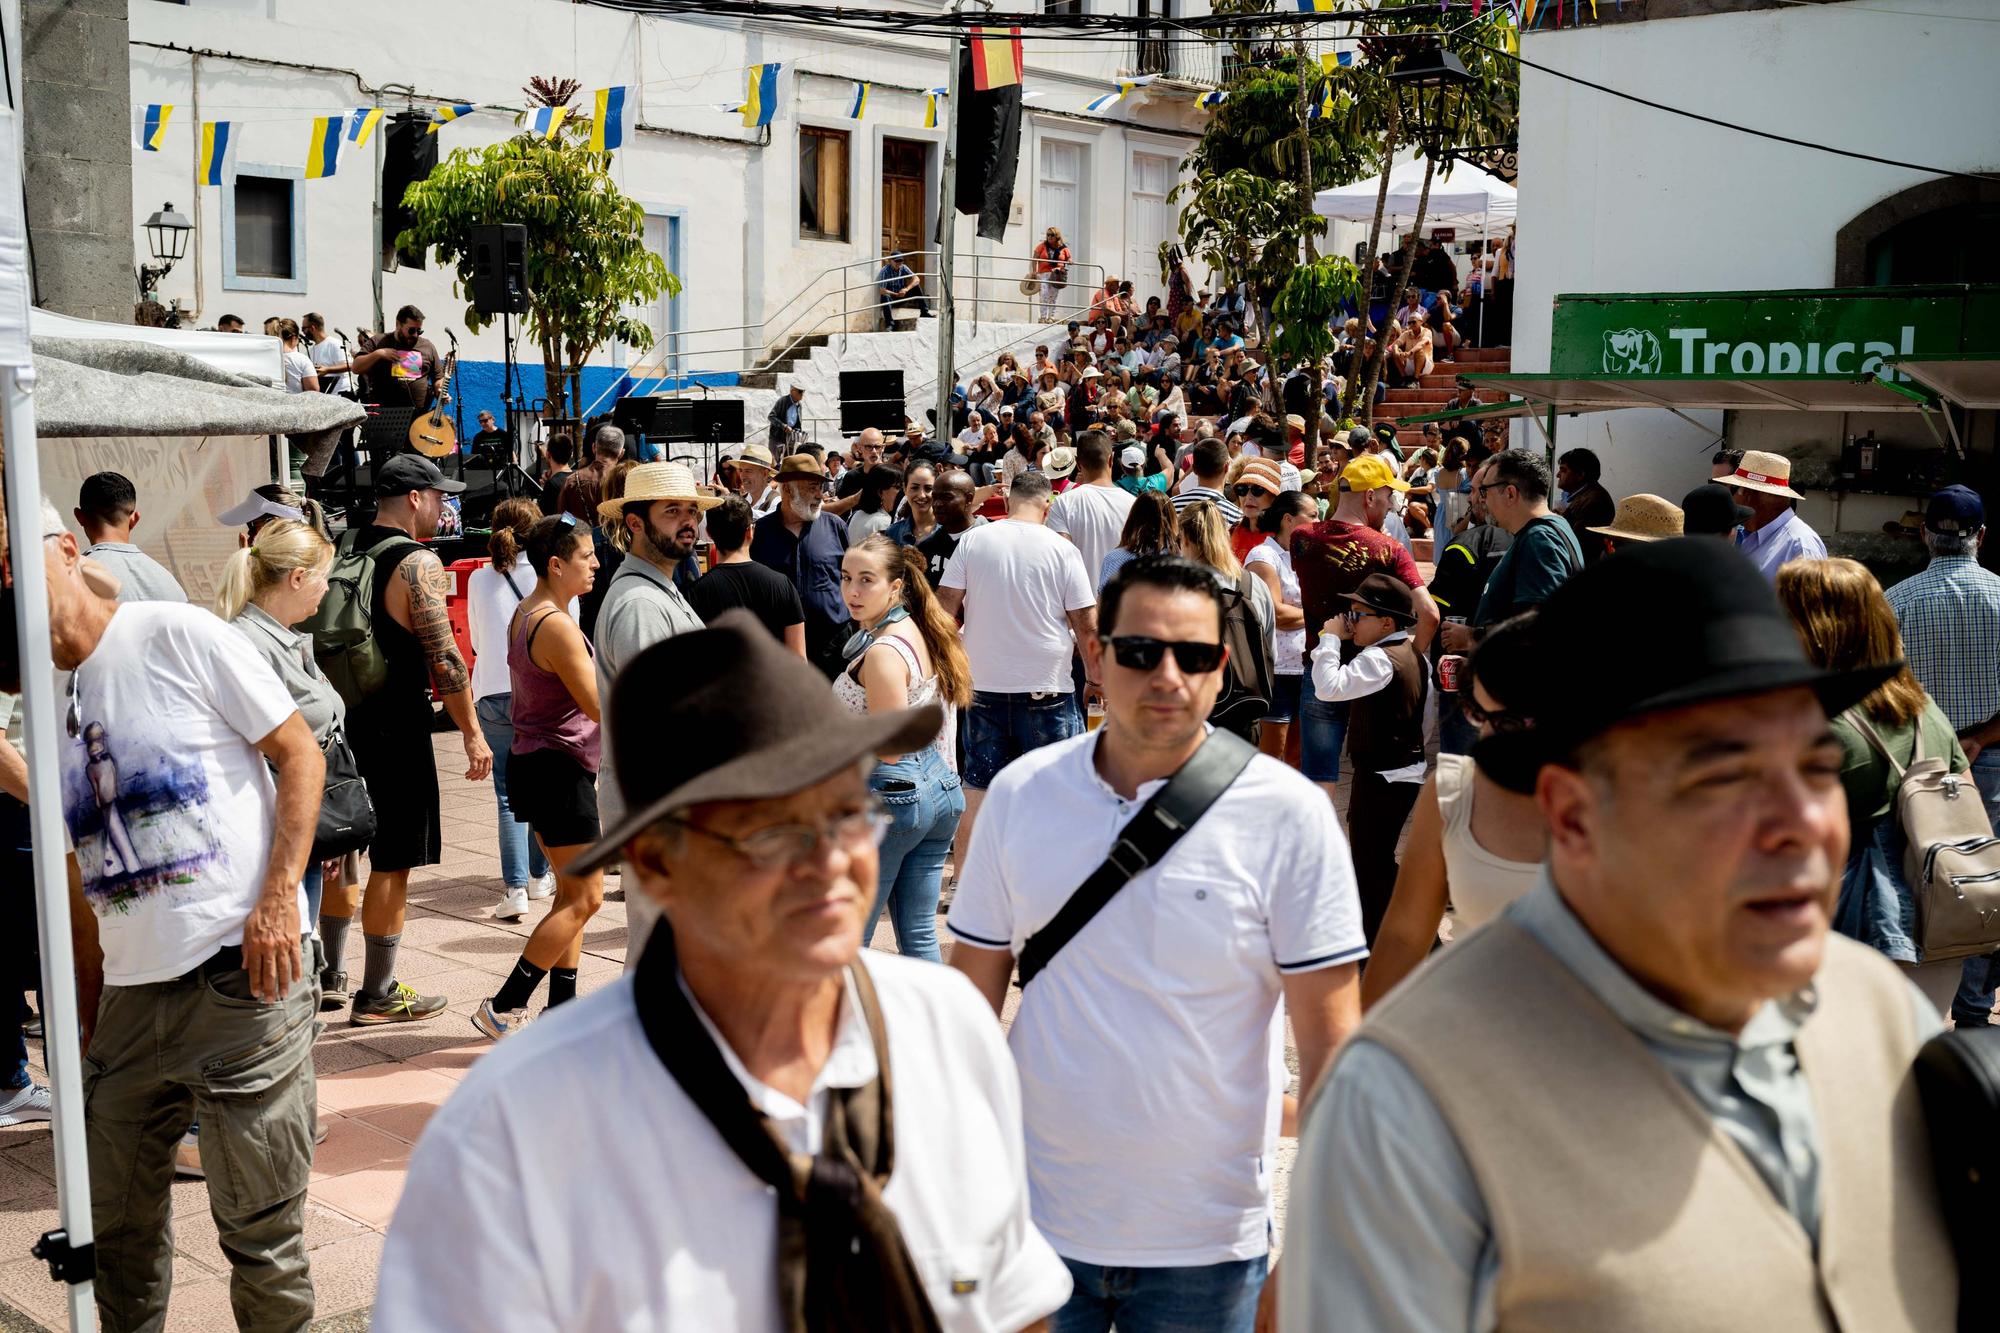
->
xmin=1291 ymin=518 xmax=1424 ymax=652
xmin=1230 ymin=524 xmax=1263 ymax=567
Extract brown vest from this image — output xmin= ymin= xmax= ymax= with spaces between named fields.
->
xmin=1344 ymin=636 xmax=1426 ymax=774
xmin=1358 ymin=920 xmax=1956 ymax=1333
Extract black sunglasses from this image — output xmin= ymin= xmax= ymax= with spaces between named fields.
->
xmin=1462 ymin=696 xmax=1534 ymax=734
xmin=1104 ymin=636 xmax=1225 ymax=674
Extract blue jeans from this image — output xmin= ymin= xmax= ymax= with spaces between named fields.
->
xmin=1299 ymin=691 xmax=1349 ymax=785
xmin=302 ymin=861 xmax=324 ymax=930
xmin=864 ymin=748 xmax=964 ymax=962
xmin=476 ymin=694 xmax=549 ymax=888
xmin=1053 ymin=1255 xmax=1269 ymax=1333
xmin=963 ymin=689 xmax=1082 ymax=790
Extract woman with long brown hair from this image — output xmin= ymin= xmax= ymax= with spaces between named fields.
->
xmin=1776 ymin=556 xmax=1971 ymax=1014
xmin=836 ymin=533 xmax=971 ymax=961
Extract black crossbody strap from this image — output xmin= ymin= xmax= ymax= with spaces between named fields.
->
xmin=1017 ymin=729 xmax=1257 ymax=987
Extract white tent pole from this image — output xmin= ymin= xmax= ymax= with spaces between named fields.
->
xmin=1478 ymin=205 xmax=1489 ymax=348
xmin=1 ymin=363 xmax=99 ymax=1331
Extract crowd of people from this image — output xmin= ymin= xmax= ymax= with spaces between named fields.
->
xmin=2 ymin=301 xmax=1996 ymax=1331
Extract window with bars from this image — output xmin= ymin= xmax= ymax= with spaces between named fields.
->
xmin=799 ymin=127 xmax=850 ymax=242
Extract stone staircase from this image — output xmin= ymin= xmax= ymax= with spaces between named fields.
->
xmin=1375 ymin=344 xmax=1513 ymax=452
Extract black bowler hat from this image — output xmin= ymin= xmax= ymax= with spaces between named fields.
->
xmin=566 ymin=611 xmax=943 ymax=874
xmin=1472 ymin=538 xmax=1898 ymax=793
xmin=1680 ymin=483 xmax=1752 ymax=536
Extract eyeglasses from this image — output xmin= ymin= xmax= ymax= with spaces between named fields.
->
xmin=661 ymin=801 xmax=890 ymax=871
xmin=1474 ymin=480 xmax=1514 ymax=497
xmin=1104 ymin=635 xmax=1225 ymax=674
xmin=1461 ymin=697 xmax=1534 ymax=734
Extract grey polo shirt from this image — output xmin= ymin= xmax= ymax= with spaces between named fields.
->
xmin=230 ymin=603 xmax=345 ymax=745
xmin=1283 ymin=875 xmax=1938 ymax=1333
xmin=82 ymin=542 xmax=187 ymax=604
xmin=591 ymin=554 xmax=703 ymax=830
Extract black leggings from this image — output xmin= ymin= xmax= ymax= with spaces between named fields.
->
xmin=1346 ymin=771 xmax=1424 ymax=948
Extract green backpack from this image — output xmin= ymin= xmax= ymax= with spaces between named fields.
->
xmin=303 ymin=531 xmax=418 ymax=710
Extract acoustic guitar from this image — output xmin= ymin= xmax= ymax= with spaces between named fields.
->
xmin=409 ymin=349 xmax=459 ymax=458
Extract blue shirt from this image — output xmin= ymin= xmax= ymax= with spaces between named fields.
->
xmin=1736 ymin=507 xmax=1827 ymax=581
xmin=749 ymin=509 xmax=849 ymax=645
xmin=1884 ymin=553 xmax=2000 ymax=734
xmin=878 ymin=263 xmax=914 ymax=296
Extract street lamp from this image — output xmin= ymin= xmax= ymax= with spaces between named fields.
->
xmin=137 ymin=202 xmax=192 ymax=297
xmin=1387 ymin=42 xmax=1474 ymax=158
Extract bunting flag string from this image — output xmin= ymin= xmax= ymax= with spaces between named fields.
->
xmin=742 ymin=64 xmax=781 ymax=128
xmin=1083 ymin=75 xmax=1154 ymax=114
xmin=304 ymin=114 xmax=342 ymax=179
xmin=589 ymin=86 xmax=635 ymax=152
xmin=427 ymin=102 xmax=475 ymax=133
xmin=198 ymin=121 xmax=235 ymax=187
xmin=347 ymin=106 xmax=383 ymax=146
xmin=139 ymin=104 xmax=172 ymax=152
xmin=923 ymin=86 xmax=946 ymax=128
xmin=1198 ymin=89 xmax=1228 ymax=109
xmin=846 ymin=81 xmax=869 ymax=120
xmin=527 ymin=105 xmax=568 ymax=139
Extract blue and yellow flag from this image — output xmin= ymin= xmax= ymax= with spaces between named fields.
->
xmin=527 ymin=105 xmax=568 ymax=139
xmin=198 ymin=121 xmax=234 ymax=187
xmin=742 ymin=64 xmax=780 ymax=129
xmin=589 ymin=86 xmax=632 ymax=152
xmin=347 ymin=106 xmax=383 ymax=146
xmin=1084 ymin=75 xmax=1155 ymax=113
xmin=1199 ymin=90 xmax=1228 ymax=109
xmin=140 ymin=104 xmax=172 ymax=152
xmin=1294 ymin=0 xmax=1337 ymax=12
xmin=305 ymin=115 xmax=341 ymax=179
xmin=428 ymin=102 xmax=474 ymax=134
xmin=923 ymin=87 xmax=946 ymax=128
xmin=846 ymin=82 xmax=869 ymax=121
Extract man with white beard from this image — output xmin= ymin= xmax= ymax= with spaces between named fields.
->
xmin=750 ymin=452 xmax=852 ymax=676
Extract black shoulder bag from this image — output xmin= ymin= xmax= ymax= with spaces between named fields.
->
xmin=1018 ymin=729 xmax=1257 ymax=987
xmin=1914 ymin=1022 xmax=2000 ymax=1331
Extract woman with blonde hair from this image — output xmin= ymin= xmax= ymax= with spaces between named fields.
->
xmin=1776 ymin=556 xmax=1971 ymax=1014
xmin=215 ymin=519 xmax=347 ymax=989
xmin=837 ymin=533 xmax=971 ymax=961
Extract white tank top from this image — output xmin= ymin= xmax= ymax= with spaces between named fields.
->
xmin=1435 ymin=753 xmax=1542 ymax=931
xmin=832 ymin=632 xmax=956 ymax=772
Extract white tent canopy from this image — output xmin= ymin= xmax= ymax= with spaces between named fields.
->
xmin=1312 ymin=159 xmax=1518 ymax=228
xmin=31 ymin=307 xmax=282 ymax=385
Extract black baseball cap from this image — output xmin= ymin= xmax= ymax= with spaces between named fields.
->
xmin=374 ymin=454 xmax=466 ymax=496
xmin=1924 ymin=484 xmax=1984 ymax=533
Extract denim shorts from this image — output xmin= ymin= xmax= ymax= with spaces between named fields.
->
xmin=1299 ymin=692 xmax=1349 ymax=784
xmin=1266 ymin=673 xmax=1304 ymax=725
xmin=963 ymin=690 xmax=1081 ymax=790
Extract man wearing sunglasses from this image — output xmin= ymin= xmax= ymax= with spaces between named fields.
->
xmin=379 ymin=614 xmax=1072 ymax=1330
xmin=951 ymin=555 xmax=1365 ymax=1333
xmin=350 ymin=303 xmax=443 ymax=412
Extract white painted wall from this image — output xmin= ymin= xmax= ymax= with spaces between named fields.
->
xmin=126 ymin=0 xmax=1208 ymax=389
xmin=1512 ymin=0 xmax=2000 ymax=505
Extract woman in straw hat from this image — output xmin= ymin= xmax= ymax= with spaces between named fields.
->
xmin=475 ymin=515 xmax=604 ymax=1039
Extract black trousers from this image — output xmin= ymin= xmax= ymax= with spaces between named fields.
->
xmin=1346 ymin=770 xmax=1424 ymax=948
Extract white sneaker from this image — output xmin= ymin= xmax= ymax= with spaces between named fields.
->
xmin=472 ymin=999 xmax=530 ymax=1041
xmin=0 ymin=1082 xmax=52 ymax=1127
xmin=528 ymin=870 xmax=557 ymax=901
xmin=496 ymin=884 xmax=529 ymax=921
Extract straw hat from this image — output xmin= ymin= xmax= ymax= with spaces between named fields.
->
xmin=733 ymin=443 xmax=777 ymax=474
xmin=1237 ymin=458 xmax=1284 ymax=496
xmin=1726 ymin=450 xmax=1802 ymax=500
xmin=595 ymin=462 xmax=722 ymax=521
xmin=1587 ymin=493 xmax=1684 ymax=544
xmin=1045 ymin=447 xmax=1078 ymax=480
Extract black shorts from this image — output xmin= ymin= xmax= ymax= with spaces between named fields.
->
xmin=349 ymin=719 xmax=441 ymax=873
xmin=508 ymin=747 xmax=601 ymax=849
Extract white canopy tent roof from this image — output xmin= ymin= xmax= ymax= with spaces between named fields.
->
xmin=1312 ymin=159 xmax=1518 ymax=228
xmin=32 ymin=307 xmax=282 ymax=385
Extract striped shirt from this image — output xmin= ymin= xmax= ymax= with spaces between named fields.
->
xmin=1884 ymin=554 xmax=2000 ymax=734
xmin=1171 ymin=484 xmax=1243 ymax=526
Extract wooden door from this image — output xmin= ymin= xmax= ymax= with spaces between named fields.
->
xmin=881 ymin=138 xmax=929 ymax=292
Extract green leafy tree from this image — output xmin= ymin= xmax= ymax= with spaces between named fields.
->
xmin=1271 ymin=256 xmax=1364 ymax=416
xmin=396 ymin=86 xmax=677 ymax=417
xmin=1168 ymin=169 xmax=1324 ymax=340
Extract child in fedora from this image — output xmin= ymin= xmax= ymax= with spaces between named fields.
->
xmin=1311 ymin=572 xmax=1428 ymax=945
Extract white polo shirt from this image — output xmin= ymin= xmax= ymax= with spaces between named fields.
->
xmin=941 ymin=519 xmax=1096 ymax=695
xmin=947 ymin=730 xmax=1367 ymax=1267
xmin=375 ymin=954 xmax=1070 ymax=1332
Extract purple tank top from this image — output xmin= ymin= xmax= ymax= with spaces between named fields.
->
xmin=508 ymin=608 xmax=601 ymax=771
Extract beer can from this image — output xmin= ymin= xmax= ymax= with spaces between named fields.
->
xmin=1438 ymin=654 xmax=1465 ymax=693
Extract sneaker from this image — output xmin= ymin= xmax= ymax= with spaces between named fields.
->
xmin=173 ymin=1127 xmax=204 ymax=1179
xmin=314 ymin=1118 xmax=330 ymax=1145
xmin=0 ymin=1083 xmax=52 ymax=1128
xmin=319 ymin=969 xmax=350 ymax=1013
xmin=472 ymin=999 xmax=530 ymax=1041
xmin=349 ymin=981 xmax=448 ymax=1026
xmin=496 ymin=884 xmax=529 ymax=922
xmin=528 ymin=870 xmax=557 ymax=901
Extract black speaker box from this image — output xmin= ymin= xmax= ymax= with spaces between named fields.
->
xmin=689 ymin=399 xmax=745 ymax=444
xmin=470 ymin=223 xmax=530 ymax=315
xmin=382 ymin=114 xmax=438 ymax=270
xmin=839 ymin=370 xmax=905 ymax=434
xmin=613 ymin=395 xmax=694 ymax=442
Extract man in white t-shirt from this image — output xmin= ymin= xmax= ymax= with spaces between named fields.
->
xmin=950 ymin=554 xmax=1365 ymax=1333
xmin=42 ymin=499 xmax=326 ymax=1331
xmin=302 ymin=311 xmax=352 ymax=395
xmin=937 ymin=470 xmax=1099 ymax=861
xmin=376 ymin=614 xmax=1071 ymax=1331
xmin=1046 ymin=431 xmax=1136 ymax=588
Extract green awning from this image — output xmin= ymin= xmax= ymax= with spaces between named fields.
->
xmin=1885 ymin=355 xmax=2000 ymax=410
xmin=1457 ymin=372 xmax=1932 ymax=414
xmin=1391 ymin=399 xmax=1533 ymax=428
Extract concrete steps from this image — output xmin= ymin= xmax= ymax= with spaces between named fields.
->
xmin=1370 ymin=347 xmax=1514 ymax=449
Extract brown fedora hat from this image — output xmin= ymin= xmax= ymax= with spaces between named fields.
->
xmin=774 ymin=452 xmax=830 ymax=483
xmin=566 ymin=610 xmax=943 ymax=875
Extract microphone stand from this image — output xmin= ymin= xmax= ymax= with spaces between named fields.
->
xmin=446 ymin=329 xmax=466 ymax=482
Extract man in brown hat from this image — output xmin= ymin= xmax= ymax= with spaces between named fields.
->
xmin=1282 ymin=537 xmax=1955 ymax=1332
xmin=751 ymin=452 xmax=852 ymax=672
xmin=1728 ymin=448 xmax=1826 ymax=581
xmin=594 ymin=462 xmax=719 ymax=961
xmin=376 ymin=613 xmax=1072 ymax=1331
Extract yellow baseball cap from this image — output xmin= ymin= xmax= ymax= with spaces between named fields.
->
xmin=1338 ymin=453 xmax=1411 ymax=494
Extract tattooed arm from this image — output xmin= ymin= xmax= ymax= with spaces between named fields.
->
xmin=394 ymin=550 xmax=493 ymax=781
